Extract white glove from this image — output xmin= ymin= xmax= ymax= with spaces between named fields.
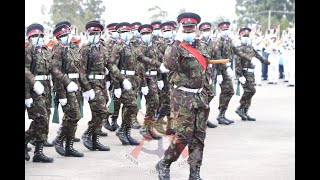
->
xmin=239 ymin=76 xmax=246 ymax=84
xmin=251 ymin=57 xmax=259 ymax=62
xmin=82 ymin=90 xmax=90 ymax=101
xmin=105 ymin=67 xmax=109 ymax=75
xmin=209 ymin=78 xmax=213 ymax=85
xmin=88 ymin=89 xmax=95 ymax=100
xmin=141 ymin=86 xmax=149 ymax=95
xmin=66 ymin=81 xmax=78 ymax=92
xmin=114 ymin=88 xmax=122 ymax=98
xmin=174 ymin=23 xmax=184 ymax=42
xmin=33 ymin=81 xmax=44 ymax=95
xmin=226 ymin=67 xmax=234 ymax=78
xmin=122 ymin=79 xmax=132 ymax=90
xmin=25 ymin=98 xmax=33 ymax=108
xmin=160 ymin=63 xmax=169 ymax=73
xmin=157 ymin=80 xmax=164 ymax=90
xmin=59 ymin=98 xmax=67 ymax=106
xmin=106 ymin=81 xmax=111 ymax=89
xmin=217 ymin=75 xmax=223 ymax=84
xmin=233 ymin=38 xmax=241 ymax=47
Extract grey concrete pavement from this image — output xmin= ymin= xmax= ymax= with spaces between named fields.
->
xmin=25 ymin=80 xmax=295 ymax=180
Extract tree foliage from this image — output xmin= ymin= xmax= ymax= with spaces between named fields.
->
xmin=148 ymin=6 xmax=168 ymax=22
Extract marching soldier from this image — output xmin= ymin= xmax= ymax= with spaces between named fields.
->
xmin=198 ymin=22 xmax=218 ymax=128
xmin=235 ymin=27 xmax=270 ymax=121
xmin=111 ymin=22 xmax=168 ymax=145
xmin=25 ymin=23 xmax=79 ymax=162
xmin=155 ymin=12 xmax=210 ymax=180
xmin=51 ymin=21 xmax=92 ymax=157
xmin=137 ymin=24 xmax=163 ymax=140
xmin=79 ymin=20 xmax=132 ymax=151
xmin=104 ymin=22 xmax=121 ymax=132
xmin=151 ymin=21 xmax=162 ymax=44
xmin=157 ymin=21 xmax=176 ymax=135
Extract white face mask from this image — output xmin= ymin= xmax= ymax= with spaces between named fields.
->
xmin=141 ymin=34 xmax=151 ymax=44
xmin=163 ymin=31 xmax=173 ymax=39
xmin=31 ymin=37 xmax=44 ymax=46
xmin=88 ymin=34 xmax=100 ymax=44
xmin=202 ymin=31 xmax=211 ymax=39
xmin=183 ymin=32 xmax=196 ymax=43
xmin=221 ymin=30 xmax=230 ymax=38
xmin=152 ymin=29 xmax=160 ymax=36
xmin=60 ymin=35 xmax=71 ymax=45
xmin=120 ymin=32 xmax=130 ymax=42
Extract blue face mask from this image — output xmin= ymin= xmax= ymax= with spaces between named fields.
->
xmin=111 ymin=32 xmax=119 ymax=39
xmin=183 ymin=32 xmax=196 ymax=43
xmin=152 ymin=30 xmax=160 ymax=36
xmin=202 ymin=31 xmax=211 ymax=39
xmin=241 ymin=37 xmax=250 ymax=45
xmin=221 ymin=30 xmax=230 ymax=38
xmin=120 ymin=32 xmax=130 ymax=42
xmin=141 ymin=34 xmax=151 ymax=44
xmin=163 ymin=31 xmax=173 ymax=39
xmin=31 ymin=37 xmax=44 ymax=46
xmin=88 ymin=34 xmax=100 ymax=44
xmin=132 ymin=30 xmax=141 ymax=38
xmin=60 ymin=35 xmax=71 ymax=45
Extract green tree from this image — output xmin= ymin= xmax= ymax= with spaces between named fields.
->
xmin=50 ymin=0 xmax=105 ymax=31
xmin=148 ymin=6 xmax=168 ymax=22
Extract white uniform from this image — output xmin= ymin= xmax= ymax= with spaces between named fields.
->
xmin=267 ymin=44 xmax=280 ymax=84
xmin=252 ymin=40 xmax=264 ymax=85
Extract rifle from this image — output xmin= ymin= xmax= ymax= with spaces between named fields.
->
xmin=86 ymin=46 xmax=94 ymax=74
xmin=61 ymin=46 xmax=68 ymax=73
xmin=52 ymin=92 xmax=60 ymax=124
xmin=236 ymin=80 xmax=241 ymax=96
xmin=30 ymin=35 xmax=40 ymax=74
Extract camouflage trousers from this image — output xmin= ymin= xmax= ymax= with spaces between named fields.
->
xmin=43 ymin=80 xmax=52 ymax=120
xmin=158 ymin=80 xmax=171 ymax=117
xmin=163 ymin=88 xmax=209 ymax=166
xmin=144 ymin=76 xmax=159 ymax=120
xmin=218 ymin=75 xmax=234 ymax=110
xmin=109 ymin=89 xmax=121 ymax=119
xmin=25 ymin=93 xmax=49 ymax=142
xmin=202 ymin=80 xmax=214 ymax=121
xmin=88 ymin=85 xmax=110 ymax=134
xmin=60 ymin=91 xmax=81 ymax=137
xmin=240 ymin=73 xmax=256 ymax=109
xmin=119 ymin=76 xmax=139 ymax=128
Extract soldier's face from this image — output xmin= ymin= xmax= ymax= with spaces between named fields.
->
xmin=182 ymin=25 xmax=196 ymax=33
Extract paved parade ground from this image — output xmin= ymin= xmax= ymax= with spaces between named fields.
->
xmin=25 ymin=80 xmax=295 ymax=180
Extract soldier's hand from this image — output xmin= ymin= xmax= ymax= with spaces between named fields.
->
xmin=160 ymin=63 xmax=169 ymax=73
xmin=82 ymin=89 xmax=91 ymax=101
xmin=265 ymin=61 xmax=270 ymax=65
xmin=67 ymin=81 xmax=79 ymax=92
xmin=239 ymin=76 xmax=246 ymax=84
xmin=114 ymin=88 xmax=122 ymax=98
xmin=217 ymin=75 xmax=223 ymax=84
xmin=106 ymin=81 xmax=111 ymax=89
xmin=226 ymin=67 xmax=234 ymax=78
xmin=141 ymin=86 xmax=149 ymax=95
xmin=25 ymin=98 xmax=33 ymax=108
xmin=33 ymin=81 xmax=44 ymax=95
xmin=157 ymin=80 xmax=164 ymax=90
xmin=174 ymin=23 xmax=184 ymax=42
xmin=122 ymin=79 xmax=132 ymax=90
xmin=59 ymin=98 xmax=67 ymax=106
xmin=105 ymin=67 xmax=109 ymax=75
xmin=88 ymin=89 xmax=95 ymax=100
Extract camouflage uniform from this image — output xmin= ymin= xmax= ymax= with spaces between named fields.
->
xmin=235 ymin=29 xmax=270 ymax=121
xmin=25 ymin=23 xmax=73 ymax=162
xmin=79 ymin=20 xmax=126 ymax=151
xmin=111 ymin=22 xmax=162 ymax=145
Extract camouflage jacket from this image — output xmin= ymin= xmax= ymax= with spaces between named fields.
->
xmin=139 ymin=41 xmax=162 ymax=81
xmin=110 ymin=41 xmax=161 ymax=89
xmin=235 ymin=44 xmax=269 ymax=77
xmin=104 ymin=38 xmax=118 ymax=83
xmin=163 ymin=40 xmax=210 ymax=89
xmin=79 ymin=41 xmax=125 ymax=90
xmin=158 ymin=39 xmax=175 ymax=82
xmin=130 ymin=38 xmax=147 ymax=87
xmin=25 ymin=44 xmax=71 ymax=97
xmin=25 ymin=67 xmax=34 ymax=99
xmin=51 ymin=44 xmax=91 ymax=99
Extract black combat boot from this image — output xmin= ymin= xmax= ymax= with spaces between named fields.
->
xmin=244 ymin=108 xmax=256 ymax=121
xmin=25 ymin=142 xmax=30 ymax=161
xmin=155 ymin=159 xmax=171 ymax=180
xmin=65 ymin=136 xmax=84 ymax=157
xmin=139 ymin=126 xmax=153 ymax=140
xmin=103 ymin=118 xmax=114 ymax=131
xmin=189 ymin=165 xmax=203 ymax=180
xmin=222 ymin=109 xmax=234 ymax=124
xmin=92 ymin=134 xmax=110 ymax=151
xmin=110 ymin=117 xmax=119 ymax=131
xmin=33 ymin=141 xmax=54 ymax=163
xmin=131 ymin=118 xmax=141 ymax=129
xmin=82 ymin=127 xmax=93 ymax=150
xmin=43 ymin=140 xmax=54 ymax=147
xmin=27 ymin=146 xmax=32 ymax=152
xmin=54 ymin=134 xmax=65 ymax=156
xmin=99 ymin=129 xmax=108 ymax=137
xmin=235 ymin=106 xmax=248 ymax=120
xmin=206 ymin=121 xmax=218 ymax=128
xmin=217 ymin=108 xmax=231 ymax=125
xmin=73 ymin=136 xmax=80 ymax=142
xmin=126 ymin=127 xmax=140 ymax=145
xmin=116 ymin=126 xmax=130 ymax=145
xmin=165 ymin=117 xmax=176 ymax=135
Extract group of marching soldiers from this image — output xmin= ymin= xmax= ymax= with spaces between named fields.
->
xmin=25 ymin=11 xmax=270 ymax=180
